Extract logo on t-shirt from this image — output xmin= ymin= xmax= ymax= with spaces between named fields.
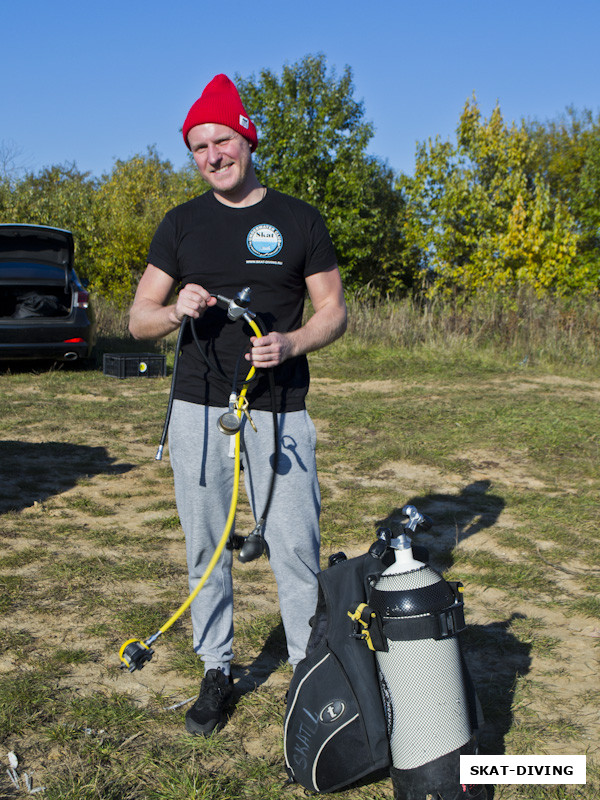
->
xmin=246 ymin=224 xmax=283 ymax=258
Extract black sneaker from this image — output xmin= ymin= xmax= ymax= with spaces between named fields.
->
xmin=185 ymin=669 xmax=233 ymax=736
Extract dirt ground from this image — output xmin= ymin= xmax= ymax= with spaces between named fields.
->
xmin=1 ymin=374 xmax=599 ymax=797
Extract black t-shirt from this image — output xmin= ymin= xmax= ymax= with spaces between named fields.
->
xmin=147 ymin=189 xmax=337 ymax=411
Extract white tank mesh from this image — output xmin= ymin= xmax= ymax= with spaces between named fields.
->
xmin=374 ymin=569 xmax=471 ymax=770
xmin=377 ymin=564 xmax=442 ymax=592
xmin=377 ymin=638 xmax=471 ymax=768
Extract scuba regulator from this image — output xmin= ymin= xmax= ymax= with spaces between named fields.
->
xmin=119 ymin=287 xmax=278 ymax=672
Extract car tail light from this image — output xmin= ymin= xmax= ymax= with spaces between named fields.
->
xmin=64 ymin=338 xmax=85 ymax=343
xmin=74 ymin=290 xmax=89 ymax=309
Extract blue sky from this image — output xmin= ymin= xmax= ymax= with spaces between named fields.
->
xmin=3 ymin=0 xmax=599 ymax=179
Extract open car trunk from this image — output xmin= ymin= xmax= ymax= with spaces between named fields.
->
xmin=0 ymin=224 xmax=96 ymax=361
xmin=0 ymin=224 xmax=74 ymax=267
xmin=0 ymin=225 xmax=75 ymax=319
xmin=1 ymin=286 xmax=72 ymax=319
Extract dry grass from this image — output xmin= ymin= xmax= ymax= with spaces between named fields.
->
xmin=341 ymin=291 xmax=600 ymax=370
xmin=1 ymin=295 xmax=598 ymax=799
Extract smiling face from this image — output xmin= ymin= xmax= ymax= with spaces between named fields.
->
xmin=187 ymin=122 xmax=259 ymax=205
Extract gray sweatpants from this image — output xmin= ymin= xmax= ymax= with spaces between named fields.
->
xmin=168 ymin=399 xmax=321 ymax=674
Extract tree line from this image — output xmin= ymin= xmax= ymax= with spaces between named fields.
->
xmin=1 ymin=54 xmax=598 ymax=304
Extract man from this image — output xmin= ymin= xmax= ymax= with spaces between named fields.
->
xmin=129 ymin=74 xmax=347 ymax=736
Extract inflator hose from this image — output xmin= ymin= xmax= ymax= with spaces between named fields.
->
xmin=153 ymin=316 xmax=262 ymax=640
xmin=155 ymin=317 xmax=186 ymax=461
xmin=120 ymin=314 xmax=271 ymax=667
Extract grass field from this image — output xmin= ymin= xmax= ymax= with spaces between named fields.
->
xmin=1 ymin=302 xmax=599 ymax=800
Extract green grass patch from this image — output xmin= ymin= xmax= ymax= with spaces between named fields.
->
xmin=144 ymin=514 xmax=181 ymax=531
xmin=0 ymin=671 xmax=60 ymax=737
xmin=235 ymin=612 xmax=287 ymax=657
xmin=452 ymin=550 xmax=556 ymax=597
xmin=49 ymin=648 xmax=96 ymax=667
xmin=1 ymin=301 xmax=598 ymax=799
xmin=66 ymin=692 xmax=154 ymax=729
xmin=62 ymin=494 xmax=117 ymax=516
xmin=0 ymin=627 xmax=35 ymax=655
xmin=45 ymin=554 xmax=187 ymax=583
xmin=571 ymin=596 xmax=600 ymax=619
xmin=0 ymin=546 xmax=42 ymax=569
xmin=0 ymin=574 xmax=25 ymax=612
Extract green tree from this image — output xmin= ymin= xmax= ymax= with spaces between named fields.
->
xmin=0 ymin=152 xmax=199 ymax=303
xmin=235 ymin=54 xmax=410 ymax=293
xmin=0 ymin=163 xmax=97 ymax=279
xmin=528 ymin=108 xmax=600 ymax=284
xmin=0 ymin=140 xmax=26 ymax=187
xmin=400 ymin=98 xmax=588 ymax=297
xmin=89 ymin=148 xmax=196 ymax=303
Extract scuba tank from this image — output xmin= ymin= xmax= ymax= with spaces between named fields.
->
xmin=367 ymin=506 xmax=486 ymax=800
xmin=285 ymin=505 xmax=485 ymax=798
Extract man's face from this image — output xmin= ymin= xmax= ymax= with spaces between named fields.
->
xmin=187 ymin=123 xmax=254 ymax=199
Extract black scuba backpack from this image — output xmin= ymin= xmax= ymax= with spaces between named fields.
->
xmin=283 ymin=553 xmax=391 ymax=793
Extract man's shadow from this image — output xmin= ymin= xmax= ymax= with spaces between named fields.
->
xmin=230 ymin=620 xmax=288 ymax=702
xmin=461 ymin=613 xmax=532 ymax=762
xmin=0 ymin=440 xmax=134 ymax=513
xmin=377 ymin=479 xmax=505 ymax=570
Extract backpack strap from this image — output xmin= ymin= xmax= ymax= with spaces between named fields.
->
xmin=347 ymin=603 xmax=388 ymax=652
xmin=349 ymin=582 xmax=465 ymax=648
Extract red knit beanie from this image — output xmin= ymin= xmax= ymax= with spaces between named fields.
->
xmin=182 ymin=74 xmax=258 ymax=152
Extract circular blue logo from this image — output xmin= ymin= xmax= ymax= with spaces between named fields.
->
xmin=247 ymin=224 xmax=283 ymax=258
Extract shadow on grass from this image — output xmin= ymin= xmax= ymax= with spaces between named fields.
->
xmin=378 ymin=479 xmax=506 ymax=569
xmin=232 ymin=620 xmax=288 ymax=699
xmin=0 ymin=440 xmax=135 ymax=514
xmin=463 ymin=613 xmax=532 ymax=760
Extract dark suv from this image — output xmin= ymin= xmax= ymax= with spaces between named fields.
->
xmin=0 ymin=224 xmax=96 ymax=362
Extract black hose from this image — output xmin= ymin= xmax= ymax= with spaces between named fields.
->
xmin=155 ymin=315 xmax=187 ymax=460
xmin=189 ymin=313 xmax=229 ymax=379
xmin=157 ymin=314 xmax=253 ymax=460
xmin=250 ymin=316 xmax=279 ymax=534
xmin=156 ymin=311 xmax=279 ymax=540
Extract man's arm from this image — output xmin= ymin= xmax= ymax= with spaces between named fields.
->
xmin=129 ymin=264 xmax=217 ymax=340
xmin=247 ymin=265 xmax=347 ymax=368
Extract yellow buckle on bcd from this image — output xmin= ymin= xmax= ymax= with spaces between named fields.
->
xmin=348 ymin=602 xmax=377 ymax=651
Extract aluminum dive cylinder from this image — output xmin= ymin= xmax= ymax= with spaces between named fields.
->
xmin=369 ymin=533 xmax=478 ymax=800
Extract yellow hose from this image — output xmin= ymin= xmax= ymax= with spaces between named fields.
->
xmin=147 ymin=317 xmax=263 ymax=640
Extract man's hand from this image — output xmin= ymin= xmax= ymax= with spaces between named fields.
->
xmin=129 ymin=267 xmax=219 ymax=340
xmin=173 ymin=283 xmax=217 ymax=323
xmin=246 ymin=331 xmax=294 ymax=368
xmin=243 ymin=266 xmax=347 ymax=368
